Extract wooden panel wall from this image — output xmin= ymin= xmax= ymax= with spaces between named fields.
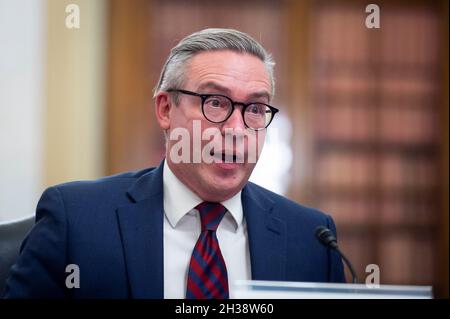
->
xmin=107 ymin=0 xmax=165 ymax=174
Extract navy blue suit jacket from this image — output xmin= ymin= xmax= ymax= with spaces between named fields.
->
xmin=4 ymin=161 xmax=345 ymax=298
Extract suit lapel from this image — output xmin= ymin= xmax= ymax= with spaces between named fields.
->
xmin=242 ymin=184 xmax=287 ymax=281
xmin=116 ymin=161 xmax=165 ymax=298
xmin=115 ymin=160 xmax=288 ymax=297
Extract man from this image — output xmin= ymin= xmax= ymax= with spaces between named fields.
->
xmin=4 ymin=28 xmax=344 ymax=299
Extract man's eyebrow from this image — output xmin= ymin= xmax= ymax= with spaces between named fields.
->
xmin=247 ymin=91 xmax=270 ymax=102
xmin=197 ymin=82 xmax=231 ymax=95
xmin=197 ymin=81 xmax=270 ymax=102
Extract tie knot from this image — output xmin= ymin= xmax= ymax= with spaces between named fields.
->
xmin=195 ymin=202 xmax=227 ymax=231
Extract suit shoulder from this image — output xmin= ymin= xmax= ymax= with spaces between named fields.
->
xmin=246 ymin=182 xmax=330 ymax=221
xmin=49 ymin=167 xmax=156 ymax=195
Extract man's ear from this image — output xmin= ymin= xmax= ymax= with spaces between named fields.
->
xmin=154 ymin=91 xmax=172 ymax=130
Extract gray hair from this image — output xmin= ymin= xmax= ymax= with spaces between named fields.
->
xmin=154 ymin=28 xmax=275 ymax=103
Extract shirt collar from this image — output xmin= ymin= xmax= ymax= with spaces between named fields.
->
xmin=163 ymin=160 xmax=242 ymax=231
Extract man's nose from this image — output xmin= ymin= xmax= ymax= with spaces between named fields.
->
xmin=221 ymin=107 xmax=246 ymax=132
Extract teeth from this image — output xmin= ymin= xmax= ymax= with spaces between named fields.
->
xmin=223 ymin=154 xmax=235 ymax=163
xmin=211 ymin=151 xmax=244 ymax=163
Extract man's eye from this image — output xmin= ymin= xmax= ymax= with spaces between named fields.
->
xmin=210 ymin=99 xmax=221 ymax=107
xmin=248 ymin=104 xmax=264 ymax=115
xmin=206 ymin=97 xmax=226 ymax=108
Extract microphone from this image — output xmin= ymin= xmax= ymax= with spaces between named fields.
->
xmin=315 ymin=226 xmax=358 ymax=284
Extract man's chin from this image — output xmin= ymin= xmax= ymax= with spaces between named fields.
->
xmin=199 ymin=177 xmax=246 ymax=201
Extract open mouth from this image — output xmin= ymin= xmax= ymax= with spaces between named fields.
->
xmin=210 ymin=150 xmax=244 ymax=163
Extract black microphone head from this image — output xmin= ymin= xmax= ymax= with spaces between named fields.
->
xmin=315 ymin=226 xmax=338 ymax=249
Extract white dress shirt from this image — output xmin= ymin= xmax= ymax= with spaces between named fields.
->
xmin=163 ymin=161 xmax=251 ymax=298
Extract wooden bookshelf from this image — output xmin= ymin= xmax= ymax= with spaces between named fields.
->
xmin=309 ymin=2 xmax=443 ymax=288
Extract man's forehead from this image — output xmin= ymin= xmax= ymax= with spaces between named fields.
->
xmin=185 ymin=51 xmax=271 ymax=98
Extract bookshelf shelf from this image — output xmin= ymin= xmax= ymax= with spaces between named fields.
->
xmin=313 ymin=93 xmax=440 ymax=109
xmin=313 ymin=61 xmax=440 ymax=77
xmin=337 ymin=223 xmax=437 ymax=235
xmin=315 ymin=186 xmax=439 ymax=199
xmin=315 ymin=140 xmax=439 ymax=157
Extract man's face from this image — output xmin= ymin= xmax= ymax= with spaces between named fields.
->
xmin=161 ymin=50 xmax=271 ymax=202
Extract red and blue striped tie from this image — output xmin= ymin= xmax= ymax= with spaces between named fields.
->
xmin=186 ymin=202 xmax=229 ymax=299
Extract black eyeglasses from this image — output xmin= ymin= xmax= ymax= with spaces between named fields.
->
xmin=167 ymin=89 xmax=279 ymax=130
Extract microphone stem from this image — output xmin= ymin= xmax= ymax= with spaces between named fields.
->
xmin=336 ymin=247 xmax=358 ymax=284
